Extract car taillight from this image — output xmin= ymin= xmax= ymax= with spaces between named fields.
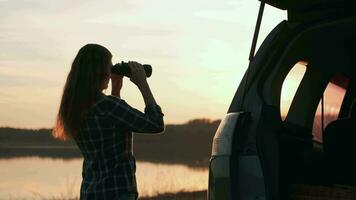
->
xmin=211 ymin=113 xmax=240 ymax=156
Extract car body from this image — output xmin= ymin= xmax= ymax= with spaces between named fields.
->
xmin=208 ymin=1 xmax=356 ymax=199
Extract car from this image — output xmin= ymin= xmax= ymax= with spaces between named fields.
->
xmin=208 ymin=0 xmax=356 ymax=199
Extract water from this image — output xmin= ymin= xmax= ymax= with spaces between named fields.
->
xmin=0 ymin=157 xmax=208 ymax=200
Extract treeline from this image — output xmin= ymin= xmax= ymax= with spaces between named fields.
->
xmin=0 ymin=119 xmax=221 ymax=167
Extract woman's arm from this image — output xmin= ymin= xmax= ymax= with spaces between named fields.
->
xmin=109 ymin=61 xmax=164 ymax=133
xmin=128 ymin=61 xmax=157 ymax=106
xmin=107 ymin=96 xmax=164 ymax=133
xmin=110 ymin=74 xmax=123 ymax=98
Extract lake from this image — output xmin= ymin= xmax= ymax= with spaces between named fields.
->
xmin=0 ymin=157 xmax=208 ymax=200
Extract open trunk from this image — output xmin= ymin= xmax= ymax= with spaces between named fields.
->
xmin=263 ymin=0 xmax=355 ymax=10
xmin=261 ymin=0 xmax=356 ymax=23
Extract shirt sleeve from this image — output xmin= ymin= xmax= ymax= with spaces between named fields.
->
xmin=106 ymin=95 xmax=165 ymax=133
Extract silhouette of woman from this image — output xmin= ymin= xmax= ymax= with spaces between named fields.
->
xmin=52 ymin=44 xmax=164 ymax=200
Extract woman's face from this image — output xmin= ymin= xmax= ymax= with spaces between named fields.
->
xmin=101 ymin=60 xmax=112 ymax=90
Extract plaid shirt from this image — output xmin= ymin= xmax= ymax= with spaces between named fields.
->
xmin=73 ymin=92 xmax=164 ymax=200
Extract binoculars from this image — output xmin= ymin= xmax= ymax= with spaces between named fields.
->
xmin=111 ymin=62 xmax=152 ymax=78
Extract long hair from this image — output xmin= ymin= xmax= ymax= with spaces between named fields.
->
xmin=52 ymin=44 xmax=112 ymax=141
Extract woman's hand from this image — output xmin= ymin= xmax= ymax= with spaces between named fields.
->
xmin=128 ymin=61 xmax=147 ymax=88
xmin=111 ymin=73 xmax=123 ymax=97
xmin=128 ymin=61 xmax=157 ymax=106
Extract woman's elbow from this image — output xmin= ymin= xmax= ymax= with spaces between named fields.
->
xmin=144 ymin=118 xmax=164 ymax=134
xmin=151 ymin=121 xmax=165 ymax=134
xmin=157 ymin=124 xmax=165 ymax=133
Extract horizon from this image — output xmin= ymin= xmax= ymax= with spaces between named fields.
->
xmin=0 ymin=0 xmax=286 ymax=129
xmin=0 ymin=117 xmax=222 ymax=130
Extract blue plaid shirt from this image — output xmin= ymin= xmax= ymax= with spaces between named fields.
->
xmin=73 ymin=92 xmax=164 ymax=200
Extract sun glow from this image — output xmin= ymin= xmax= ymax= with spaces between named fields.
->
xmin=280 ymin=62 xmax=307 ymax=119
xmin=0 ymin=0 xmax=286 ymax=128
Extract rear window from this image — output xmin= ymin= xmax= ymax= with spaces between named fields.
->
xmin=280 ymin=62 xmax=307 ymax=120
xmin=312 ymin=74 xmax=349 ymax=142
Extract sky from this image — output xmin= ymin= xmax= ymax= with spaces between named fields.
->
xmin=0 ymin=0 xmax=287 ymax=129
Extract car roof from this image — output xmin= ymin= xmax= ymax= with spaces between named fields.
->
xmin=262 ymin=0 xmax=355 ymax=10
xmin=260 ymin=0 xmax=356 ymax=23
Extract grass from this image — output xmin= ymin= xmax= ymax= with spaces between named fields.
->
xmin=20 ymin=190 xmax=207 ymax=200
xmin=140 ymin=190 xmax=207 ymax=200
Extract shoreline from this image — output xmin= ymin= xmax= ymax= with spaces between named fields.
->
xmin=140 ymin=190 xmax=207 ymax=200
xmin=0 ymin=120 xmax=219 ymax=169
xmin=0 ymin=147 xmax=210 ymax=168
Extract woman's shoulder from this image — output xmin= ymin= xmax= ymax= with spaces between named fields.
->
xmin=104 ymin=95 xmax=127 ymax=105
xmin=94 ymin=94 xmax=128 ymax=111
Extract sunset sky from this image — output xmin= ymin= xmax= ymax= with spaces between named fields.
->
xmin=0 ymin=0 xmax=286 ymax=128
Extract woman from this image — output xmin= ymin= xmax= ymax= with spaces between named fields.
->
xmin=52 ymin=44 xmax=164 ymax=200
